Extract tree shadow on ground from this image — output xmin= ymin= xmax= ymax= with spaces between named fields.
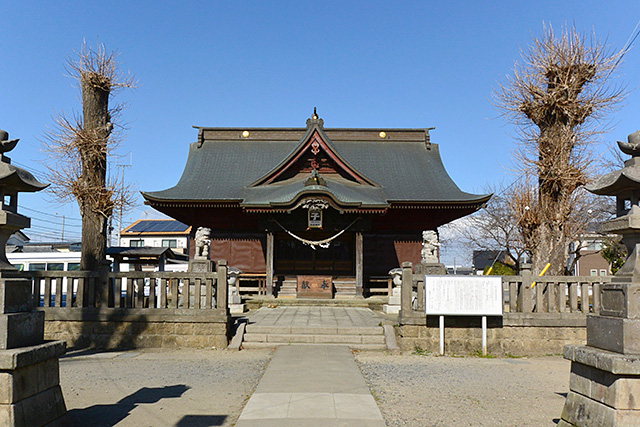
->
xmin=64 ymin=384 xmax=191 ymax=426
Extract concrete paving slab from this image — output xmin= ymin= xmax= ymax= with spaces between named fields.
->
xmin=236 ymin=345 xmax=385 ymax=427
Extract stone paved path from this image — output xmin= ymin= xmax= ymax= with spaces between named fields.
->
xmin=246 ymin=306 xmax=383 ymax=328
xmin=235 ymin=345 xmax=386 ymax=426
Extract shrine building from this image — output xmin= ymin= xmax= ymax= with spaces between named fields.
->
xmin=142 ymin=112 xmax=490 ymax=298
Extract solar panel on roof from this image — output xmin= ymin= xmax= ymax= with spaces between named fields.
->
xmin=126 ymin=220 xmax=189 ymax=233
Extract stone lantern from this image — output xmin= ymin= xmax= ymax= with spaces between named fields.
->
xmin=560 ymin=130 xmax=640 ymax=426
xmin=0 ymin=130 xmax=66 ymax=425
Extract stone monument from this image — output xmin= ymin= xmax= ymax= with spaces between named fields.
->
xmin=0 ymin=130 xmax=66 ymax=426
xmin=559 ymin=130 xmax=640 ymax=426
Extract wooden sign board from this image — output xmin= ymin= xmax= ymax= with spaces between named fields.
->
xmin=297 ymin=275 xmax=333 ymax=299
xmin=308 ymin=209 xmax=322 ymax=228
xmin=424 ymin=275 xmax=503 ymax=316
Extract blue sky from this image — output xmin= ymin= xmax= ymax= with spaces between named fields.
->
xmin=2 ymin=1 xmax=640 ymax=261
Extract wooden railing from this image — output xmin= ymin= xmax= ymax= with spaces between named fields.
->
xmin=24 ymin=261 xmax=229 ymax=312
xmin=399 ymin=262 xmax=612 ymax=319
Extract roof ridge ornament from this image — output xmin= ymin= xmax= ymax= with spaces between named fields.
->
xmin=306 ymin=107 xmax=324 ymax=129
xmin=305 ymin=169 xmax=327 ymax=187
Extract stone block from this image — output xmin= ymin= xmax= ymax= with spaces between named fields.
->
xmin=193 ymin=323 xmax=225 ymax=335
xmin=388 ymin=295 xmax=401 ymax=305
xmin=133 ymin=335 xmax=163 ymax=348
xmin=0 ymin=277 xmax=33 ymax=314
xmin=229 ymin=303 xmax=246 ymax=314
xmin=268 ymin=334 xmax=314 ymax=343
xmin=598 ymin=283 xmax=640 ymax=319
xmin=0 ymin=341 xmax=65 ymax=371
xmin=0 ymin=385 xmax=66 ymax=427
xmin=561 ymin=390 xmax=640 ymax=426
xmin=587 ymin=315 xmax=640 ymax=354
xmin=570 ymin=361 xmax=640 ymax=410
xmin=174 ymin=323 xmax=194 ymax=336
xmin=0 ymin=311 xmax=44 ymax=349
xmin=0 ymin=358 xmax=61 ymax=405
xmin=569 ymin=362 xmax=592 ymax=398
xmin=161 ymin=335 xmax=178 ymax=348
xmin=243 ymin=333 xmax=267 ymax=342
xmin=382 ymin=304 xmax=400 ymax=314
xmin=361 ymin=335 xmax=385 ymax=344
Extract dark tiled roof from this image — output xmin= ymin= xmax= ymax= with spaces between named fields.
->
xmin=107 ymin=247 xmax=175 ymax=258
xmin=143 ymin=123 xmax=489 ymax=208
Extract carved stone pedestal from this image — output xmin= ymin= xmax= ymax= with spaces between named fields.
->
xmin=189 ymin=258 xmax=214 ymax=273
xmin=415 ymin=262 xmax=447 ymax=276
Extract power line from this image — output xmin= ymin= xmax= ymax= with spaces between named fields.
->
xmin=18 ymin=205 xmax=82 ymax=222
xmin=30 ymin=216 xmax=82 ymax=228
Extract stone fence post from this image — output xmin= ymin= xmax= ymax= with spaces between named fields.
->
xmin=517 ymin=264 xmax=533 ymax=313
xmin=216 ymin=260 xmax=228 ymax=313
xmin=399 ymin=261 xmax=425 ymax=325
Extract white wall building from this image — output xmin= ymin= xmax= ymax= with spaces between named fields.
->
xmin=120 ymin=219 xmax=191 ymax=256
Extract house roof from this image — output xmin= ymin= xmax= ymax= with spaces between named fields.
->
xmin=121 ymin=219 xmax=191 ymax=235
xmin=142 ymin=115 xmax=490 ymax=211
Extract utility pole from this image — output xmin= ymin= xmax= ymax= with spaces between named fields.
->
xmin=116 ymin=162 xmax=131 ymax=247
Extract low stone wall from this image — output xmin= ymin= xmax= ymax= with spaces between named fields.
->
xmin=398 ymin=313 xmax=587 ymax=356
xmin=39 ymin=308 xmax=231 ymax=350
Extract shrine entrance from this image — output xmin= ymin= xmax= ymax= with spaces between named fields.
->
xmin=274 ymin=232 xmax=356 ymax=298
xmin=274 ymin=232 xmax=354 ymax=276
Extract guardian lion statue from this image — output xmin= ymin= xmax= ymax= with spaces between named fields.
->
xmin=421 ymin=230 xmax=440 ymax=263
xmin=194 ymin=227 xmax=211 ymax=259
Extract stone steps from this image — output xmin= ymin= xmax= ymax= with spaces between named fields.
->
xmin=242 ymin=324 xmax=387 ymax=350
xmin=242 ymin=342 xmax=386 ymax=350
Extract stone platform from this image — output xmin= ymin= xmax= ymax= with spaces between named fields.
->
xmin=241 ymin=306 xmax=389 ymax=351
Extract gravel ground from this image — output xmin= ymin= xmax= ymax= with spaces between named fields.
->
xmin=59 ymin=348 xmax=272 ymax=427
xmin=355 ymin=352 xmax=570 ymax=427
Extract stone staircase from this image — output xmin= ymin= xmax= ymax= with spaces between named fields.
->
xmin=242 ymin=324 xmax=387 ymax=350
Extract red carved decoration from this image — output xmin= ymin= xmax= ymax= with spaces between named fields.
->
xmin=311 ymin=139 xmax=320 ymax=155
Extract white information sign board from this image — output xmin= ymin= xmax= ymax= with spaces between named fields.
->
xmin=424 ymin=275 xmax=503 ymax=316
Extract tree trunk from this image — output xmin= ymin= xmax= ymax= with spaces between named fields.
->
xmin=531 ymin=223 xmax=568 ymax=275
xmin=79 ymin=77 xmax=111 ymax=271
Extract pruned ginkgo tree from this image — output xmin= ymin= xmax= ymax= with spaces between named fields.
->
xmin=43 ymin=43 xmax=136 ymax=272
xmin=495 ymin=25 xmax=625 ymax=274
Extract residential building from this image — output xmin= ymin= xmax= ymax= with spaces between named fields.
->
xmin=120 ymin=219 xmax=191 ymax=256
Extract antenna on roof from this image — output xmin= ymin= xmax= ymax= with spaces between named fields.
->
xmin=312 ymin=107 xmax=318 ymax=120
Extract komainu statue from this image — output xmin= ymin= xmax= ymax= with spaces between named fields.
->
xmin=421 ymin=230 xmax=440 ymax=263
xmin=194 ymin=227 xmax=211 ymax=259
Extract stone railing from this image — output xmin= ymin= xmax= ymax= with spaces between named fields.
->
xmin=19 ymin=261 xmax=231 ymax=350
xmin=399 ymin=261 xmax=612 ymax=321
xmin=397 ymin=261 xmax=614 ymax=355
xmin=26 ymin=262 xmax=228 ymax=313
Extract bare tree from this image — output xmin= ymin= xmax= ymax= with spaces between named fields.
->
xmin=495 ymin=25 xmax=625 ymax=274
xmin=460 ymin=179 xmax=614 ymax=275
xmin=455 ymin=184 xmax=528 ymax=273
xmin=43 ymin=44 xmax=136 ymax=271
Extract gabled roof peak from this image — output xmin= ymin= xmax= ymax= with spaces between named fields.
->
xmin=306 ymin=107 xmax=324 ymax=129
